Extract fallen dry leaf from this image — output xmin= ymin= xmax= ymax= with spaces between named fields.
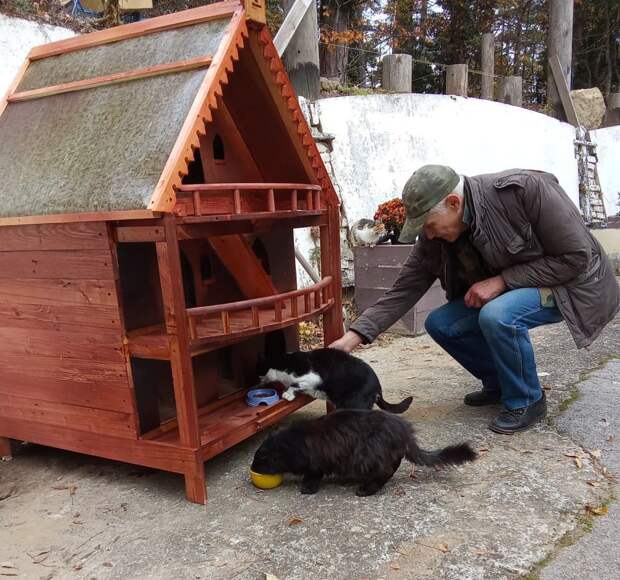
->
xmin=390 ymin=564 xmax=401 ymax=570
xmin=0 ymin=564 xmax=15 ymax=569
xmin=563 ymin=452 xmax=582 ymax=458
xmin=607 ymin=436 xmax=614 ymax=443
xmin=0 ymin=572 xmax=18 ymax=577
xmin=586 ymin=505 xmax=608 ymax=516
xmin=590 ymin=449 xmax=602 ymax=459
xmin=472 ymin=548 xmax=489 ymax=556
xmin=586 ymin=480 xmax=600 ymax=487
xmin=288 ymin=517 xmax=303 ymax=527
xmin=264 ymin=574 xmax=279 ymax=580
xmin=102 ymin=562 xmax=113 ymax=568
xmin=438 ymin=543 xmax=449 ymax=553
xmin=574 ymin=457 xmax=583 ymax=469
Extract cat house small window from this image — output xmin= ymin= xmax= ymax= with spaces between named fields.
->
xmin=213 ymin=134 xmax=225 ymax=162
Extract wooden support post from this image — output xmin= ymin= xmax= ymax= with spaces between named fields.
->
xmin=445 ymin=64 xmax=468 ymax=96
xmin=549 ymin=56 xmax=579 ymax=126
xmin=548 ymin=0 xmax=574 ymax=119
xmin=381 ymin=54 xmax=412 ymax=93
xmin=498 ymin=76 xmax=523 ymax=107
xmin=0 ymin=437 xmax=12 ymax=460
xmin=306 ymin=190 xmax=313 ymax=210
xmin=157 ymin=215 xmax=205 ymax=504
xmin=481 ymin=33 xmax=495 ymax=100
xmin=320 ymin=207 xmax=343 ymax=345
xmin=267 ymin=188 xmax=276 ymax=212
xmin=233 ymin=189 xmax=241 ymax=214
xmin=290 ymin=189 xmax=298 ymax=210
xmin=251 ymin=306 xmax=260 ymax=327
xmin=280 ymin=0 xmax=320 ymax=101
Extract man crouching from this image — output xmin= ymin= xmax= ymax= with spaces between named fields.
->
xmin=331 ymin=165 xmax=619 ymax=434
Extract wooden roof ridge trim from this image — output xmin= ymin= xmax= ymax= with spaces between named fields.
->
xmin=8 ymin=56 xmax=214 ymax=104
xmin=0 ymin=210 xmax=161 ymax=227
xmin=256 ymin=27 xmax=340 ymax=208
xmin=148 ymin=10 xmax=249 ymax=213
xmin=27 ymin=1 xmax=241 ymax=61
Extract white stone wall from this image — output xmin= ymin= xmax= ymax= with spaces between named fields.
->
xmin=0 ymin=15 xmax=75 ymax=95
xmin=590 ymin=125 xmax=620 ymax=217
xmin=317 ymin=93 xmax=580 ymax=227
xmin=296 ymin=93 xmax=613 ymax=287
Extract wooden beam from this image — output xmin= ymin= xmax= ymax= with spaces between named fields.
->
xmin=0 ymin=209 xmax=160 ymax=227
xmin=208 ymin=234 xmax=278 ymax=298
xmin=273 ymin=0 xmax=313 ymax=56
xmin=176 ymin=182 xmax=320 ymax=191
xmin=28 ymin=1 xmax=241 ymax=61
xmin=550 ymin=55 xmax=579 ymax=126
xmin=9 ymin=56 xmax=213 ymax=103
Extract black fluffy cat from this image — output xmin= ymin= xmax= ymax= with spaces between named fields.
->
xmin=257 ymin=347 xmax=412 ymax=413
xmin=251 ymin=409 xmax=477 ymax=496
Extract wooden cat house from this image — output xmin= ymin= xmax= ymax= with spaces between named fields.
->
xmin=0 ymin=0 xmax=342 ymax=504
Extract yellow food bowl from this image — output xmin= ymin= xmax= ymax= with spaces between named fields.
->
xmin=250 ymin=469 xmax=283 ymax=490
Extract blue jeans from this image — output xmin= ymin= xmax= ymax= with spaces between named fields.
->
xmin=424 ymin=288 xmax=563 ymax=410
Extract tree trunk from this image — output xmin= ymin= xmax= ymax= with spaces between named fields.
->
xmin=319 ymin=0 xmax=353 ymax=82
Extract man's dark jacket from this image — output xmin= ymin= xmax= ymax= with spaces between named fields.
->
xmin=350 ymin=169 xmax=620 ymax=348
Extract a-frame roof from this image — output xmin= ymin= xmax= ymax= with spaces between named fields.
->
xmin=0 ymin=1 xmax=338 ymax=225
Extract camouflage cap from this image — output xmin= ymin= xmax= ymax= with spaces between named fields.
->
xmin=398 ymin=165 xmax=460 ymax=243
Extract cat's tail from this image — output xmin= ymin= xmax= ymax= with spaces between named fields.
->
xmin=376 ymin=394 xmax=413 ymax=414
xmin=406 ymin=440 xmax=477 ymax=467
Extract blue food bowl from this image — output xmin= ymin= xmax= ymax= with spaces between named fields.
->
xmin=246 ymin=388 xmax=280 ymax=407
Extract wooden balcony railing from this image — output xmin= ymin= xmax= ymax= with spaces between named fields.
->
xmin=186 ymin=276 xmax=333 ymax=342
xmin=174 ymin=182 xmax=322 ymax=218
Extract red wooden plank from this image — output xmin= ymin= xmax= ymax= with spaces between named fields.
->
xmin=0 ymin=222 xmax=109 ymax=251
xmin=0 ymin=278 xmax=118 ymax=306
xmin=0 ymin=394 xmax=136 ymax=439
xmin=0 ymin=302 xmax=121 ymax=331
xmin=0 ymin=250 xmax=115 ymax=279
xmin=0 ymin=416 xmax=195 ymax=474
xmin=0 ymin=327 xmax=124 ymax=363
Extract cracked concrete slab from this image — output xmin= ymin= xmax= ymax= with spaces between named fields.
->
xmin=0 ymin=315 xmax=618 ymax=580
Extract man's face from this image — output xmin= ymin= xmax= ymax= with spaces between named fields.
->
xmin=422 ymin=194 xmax=467 ymax=242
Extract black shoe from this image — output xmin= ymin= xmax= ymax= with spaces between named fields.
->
xmin=464 ymin=389 xmax=502 ymax=406
xmin=489 ymin=393 xmax=547 ymax=434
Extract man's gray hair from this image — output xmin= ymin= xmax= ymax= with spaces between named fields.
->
xmin=428 ymin=176 xmax=464 ymax=214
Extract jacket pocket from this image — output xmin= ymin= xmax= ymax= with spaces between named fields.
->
xmin=505 ymin=223 xmax=542 ymax=260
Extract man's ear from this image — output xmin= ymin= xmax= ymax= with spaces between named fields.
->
xmin=445 ymin=193 xmax=462 ymax=211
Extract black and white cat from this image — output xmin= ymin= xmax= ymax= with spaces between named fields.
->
xmin=257 ymin=347 xmax=413 ymax=413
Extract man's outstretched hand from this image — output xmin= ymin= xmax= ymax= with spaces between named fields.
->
xmin=329 ymin=330 xmax=364 ymax=353
xmin=464 ymin=275 xmax=507 ymax=308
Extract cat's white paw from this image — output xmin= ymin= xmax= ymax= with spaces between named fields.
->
xmin=282 ymin=389 xmax=296 ymax=401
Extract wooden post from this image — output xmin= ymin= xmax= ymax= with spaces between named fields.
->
xmin=157 ymin=215 xmax=205 ymax=504
xmin=0 ymin=437 xmax=12 ymax=460
xmin=279 ymin=0 xmax=320 ymax=101
xmin=498 ymin=76 xmax=523 ymax=107
xmin=609 ymin=93 xmax=620 ymax=110
xmin=381 ymin=54 xmax=412 ymax=93
xmin=445 ymin=64 xmax=468 ymax=96
xmin=481 ymin=33 xmax=495 ymax=100
xmin=548 ymin=0 xmax=574 ymax=119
